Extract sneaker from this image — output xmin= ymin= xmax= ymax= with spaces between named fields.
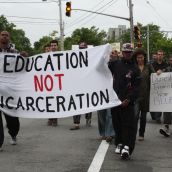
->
xmin=70 ymin=125 xmax=80 ymax=130
xmin=10 ymin=137 xmax=17 ymax=145
xmin=115 ymin=144 xmax=122 ymax=154
xmin=138 ymin=136 xmax=144 ymax=141
xmin=121 ymin=146 xmax=130 ymax=160
xmin=52 ymin=119 xmax=58 ymax=127
xmin=47 ymin=120 xmax=52 ymax=126
xmin=159 ymin=125 xmax=170 ymax=137
xmin=106 ymin=136 xmax=113 ymax=143
xmin=86 ymin=118 xmax=91 ymax=127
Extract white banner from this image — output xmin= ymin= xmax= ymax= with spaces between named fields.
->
xmin=0 ymin=44 xmax=121 ymax=118
xmin=150 ymin=72 xmax=172 ymax=112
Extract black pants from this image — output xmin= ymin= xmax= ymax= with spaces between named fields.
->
xmin=0 ymin=112 xmax=20 ymax=147
xmin=163 ymin=112 xmax=172 ymax=125
xmin=150 ymin=112 xmax=162 ymax=120
xmin=138 ymin=111 xmax=147 ymax=137
xmin=73 ymin=113 xmax=92 ymax=124
xmin=111 ymin=105 xmax=137 ymax=155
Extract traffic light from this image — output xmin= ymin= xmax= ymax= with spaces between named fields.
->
xmin=66 ymin=2 xmax=71 ymax=17
xmin=133 ymin=26 xmax=141 ymax=40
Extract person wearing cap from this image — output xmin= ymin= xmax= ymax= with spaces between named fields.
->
xmin=70 ymin=42 xmax=92 ymax=130
xmin=109 ymin=43 xmax=141 ymax=160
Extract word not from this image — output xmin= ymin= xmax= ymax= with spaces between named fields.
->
xmin=34 ymin=74 xmax=64 ymax=92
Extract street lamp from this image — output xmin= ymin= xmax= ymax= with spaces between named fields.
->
xmin=42 ymin=0 xmax=64 ymax=50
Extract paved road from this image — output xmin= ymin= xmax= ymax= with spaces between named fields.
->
xmin=0 ymin=113 xmax=172 ymax=172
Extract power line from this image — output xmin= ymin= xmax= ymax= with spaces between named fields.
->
xmin=65 ymin=0 xmax=120 ymax=36
xmin=145 ymin=0 xmax=172 ymax=29
xmin=66 ymin=0 xmax=117 ymax=30
xmin=68 ymin=0 xmax=116 ymax=28
xmin=66 ymin=0 xmax=106 ymax=27
xmin=9 ymin=20 xmax=58 ymax=24
xmin=78 ymin=0 xmax=120 ymax=27
xmin=10 ymin=22 xmax=58 ymax=25
xmin=0 ymin=1 xmax=51 ymax=3
xmin=5 ymin=15 xmax=58 ymax=21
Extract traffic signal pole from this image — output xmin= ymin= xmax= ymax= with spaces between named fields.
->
xmin=147 ymin=25 xmax=150 ymax=62
xmin=72 ymin=9 xmax=130 ymax=21
xmin=59 ymin=0 xmax=64 ymax=50
xmin=72 ymin=0 xmax=134 ymax=44
xmin=129 ymin=0 xmax=134 ymax=45
xmin=42 ymin=0 xmax=64 ymax=50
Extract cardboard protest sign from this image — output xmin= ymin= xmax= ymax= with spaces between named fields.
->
xmin=0 ymin=44 xmax=121 ymax=118
xmin=150 ymin=72 xmax=172 ymax=112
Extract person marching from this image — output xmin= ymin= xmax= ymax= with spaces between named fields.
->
xmin=0 ymin=31 xmax=20 ymax=151
xmin=47 ymin=40 xmax=59 ymax=127
xmin=133 ymin=48 xmax=154 ymax=141
xmin=159 ymin=56 xmax=172 ymax=137
xmin=109 ymin=43 xmax=141 ymax=160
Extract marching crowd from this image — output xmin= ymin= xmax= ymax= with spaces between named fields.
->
xmin=0 ymin=30 xmax=172 ymax=161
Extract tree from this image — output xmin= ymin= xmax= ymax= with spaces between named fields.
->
xmin=34 ymin=36 xmax=53 ymax=54
xmin=64 ymin=26 xmax=107 ymax=50
xmin=119 ymin=24 xmax=172 ymax=58
xmin=33 ymin=30 xmax=59 ymax=54
xmin=0 ymin=15 xmax=32 ymax=55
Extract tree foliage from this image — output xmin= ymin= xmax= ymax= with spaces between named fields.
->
xmin=120 ymin=24 xmax=172 ymax=58
xmin=34 ymin=36 xmax=53 ymax=54
xmin=64 ymin=26 xmax=107 ymax=50
xmin=0 ymin=15 xmax=32 ymax=54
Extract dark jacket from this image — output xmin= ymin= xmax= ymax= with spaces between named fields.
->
xmin=152 ymin=61 xmax=168 ymax=72
xmin=138 ymin=64 xmax=154 ymax=112
xmin=109 ymin=59 xmax=141 ymax=104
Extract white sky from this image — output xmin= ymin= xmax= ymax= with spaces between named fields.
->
xmin=1 ymin=0 xmax=172 ymax=46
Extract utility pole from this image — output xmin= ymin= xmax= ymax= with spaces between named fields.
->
xmin=147 ymin=24 xmax=150 ymax=62
xmin=129 ymin=0 xmax=134 ymax=45
xmin=42 ymin=0 xmax=64 ymax=50
xmin=58 ymin=0 xmax=64 ymax=50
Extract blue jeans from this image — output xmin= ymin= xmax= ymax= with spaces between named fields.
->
xmin=97 ymin=109 xmax=115 ymax=137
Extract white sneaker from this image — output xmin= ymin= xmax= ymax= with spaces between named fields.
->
xmin=159 ymin=125 xmax=170 ymax=137
xmin=10 ymin=137 xmax=17 ymax=145
xmin=115 ymin=144 xmax=122 ymax=154
xmin=121 ymin=145 xmax=130 ymax=160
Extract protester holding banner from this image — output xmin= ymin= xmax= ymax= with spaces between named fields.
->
xmin=47 ymin=40 xmax=59 ymax=127
xmin=109 ymin=43 xmax=141 ymax=160
xmin=70 ymin=41 xmax=92 ymax=130
xmin=133 ymin=48 xmax=154 ymax=141
xmin=159 ymin=56 xmax=172 ymax=137
xmin=150 ymin=50 xmax=168 ymax=123
xmin=0 ymin=31 xmax=20 ymax=151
